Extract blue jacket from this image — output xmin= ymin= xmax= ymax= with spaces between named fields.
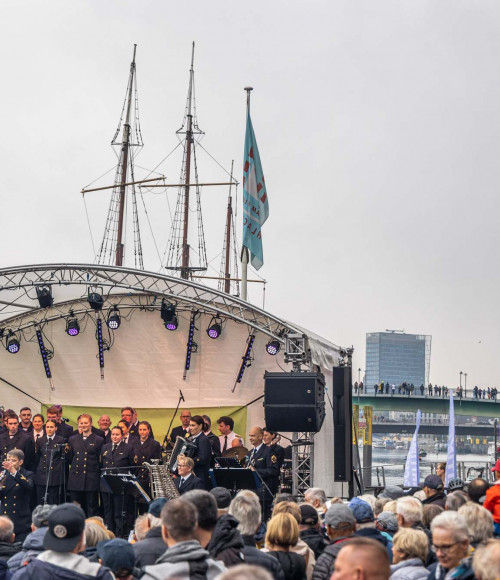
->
xmin=12 ymin=554 xmax=113 ymax=580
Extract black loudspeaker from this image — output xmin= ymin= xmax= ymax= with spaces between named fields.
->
xmin=264 ymin=372 xmax=326 ymax=432
xmin=332 ymin=366 xmax=353 ymax=481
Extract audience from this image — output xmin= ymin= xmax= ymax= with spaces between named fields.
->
xmin=389 ymin=528 xmax=429 ymax=580
xmin=332 ymin=537 xmax=390 ymax=580
xmin=265 ymin=513 xmax=306 ymax=580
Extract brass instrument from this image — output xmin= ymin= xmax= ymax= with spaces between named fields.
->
xmin=168 ymin=436 xmax=197 ymax=472
xmin=144 ymin=459 xmax=180 ymax=499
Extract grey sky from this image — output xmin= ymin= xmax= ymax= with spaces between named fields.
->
xmin=1 ymin=1 xmax=500 ymax=388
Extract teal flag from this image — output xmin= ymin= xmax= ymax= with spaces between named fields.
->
xmin=243 ymin=111 xmax=269 ymax=270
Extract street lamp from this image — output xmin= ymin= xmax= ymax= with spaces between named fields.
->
xmin=358 ymin=368 xmax=361 ymax=383
xmin=464 ymin=372 xmax=467 ymax=398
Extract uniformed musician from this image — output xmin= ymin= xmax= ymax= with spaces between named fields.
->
xmin=32 ymin=414 xmax=45 ymax=446
xmin=117 ymin=420 xmax=138 ymax=445
xmin=0 ymin=449 xmax=34 ymax=542
xmin=66 ymin=413 xmax=104 ymax=517
xmin=34 ymin=419 xmax=65 ymax=505
xmin=187 ymin=415 xmax=212 ymax=490
xmin=0 ymin=414 xmax=35 ymax=470
xmin=19 ymin=407 xmax=33 ymax=433
xmin=46 ymin=406 xmax=74 ymax=440
xmin=263 ymin=428 xmax=285 ymax=469
xmin=174 ymin=456 xmax=204 ymax=494
xmin=100 ymin=425 xmax=135 ymax=537
xmin=133 ymin=420 xmax=162 ymax=500
xmin=202 ymin=415 xmax=221 ymax=467
xmin=169 ymin=410 xmax=191 ymax=445
xmin=247 ymin=426 xmax=280 ymax=521
xmin=97 ymin=415 xmax=112 ymax=444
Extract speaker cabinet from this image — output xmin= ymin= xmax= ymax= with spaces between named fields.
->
xmin=264 ymin=371 xmax=325 ymax=432
xmin=332 ymin=366 xmax=353 ymax=481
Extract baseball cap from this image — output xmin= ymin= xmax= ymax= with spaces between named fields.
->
xmin=43 ymin=503 xmax=86 ymax=552
xmin=491 ymin=459 xmax=500 ymax=473
xmin=376 ymin=511 xmax=398 ymax=532
xmin=350 ymin=500 xmax=374 ymax=523
xmin=210 ymin=487 xmax=232 ymax=509
xmin=423 ymin=474 xmax=444 ymax=490
xmin=32 ymin=504 xmax=57 ymax=528
xmin=300 ymin=504 xmax=319 ymax=525
xmin=324 ymin=504 xmax=356 ymax=529
xmin=97 ymin=539 xmax=135 ymax=577
xmin=379 ymin=485 xmax=405 ymax=500
xmin=148 ymin=497 xmax=168 ymax=517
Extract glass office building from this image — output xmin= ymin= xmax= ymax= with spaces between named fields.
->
xmin=365 ymin=332 xmax=431 ymax=388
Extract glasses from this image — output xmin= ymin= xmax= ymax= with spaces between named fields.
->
xmin=431 ymin=542 xmax=460 ymax=554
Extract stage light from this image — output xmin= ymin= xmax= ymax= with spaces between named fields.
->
xmin=266 ymin=339 xmax=281 ymax=356
xmin=88 ymin=291 xmax=104 ymax=311
xmin=206 ymin=318 xmax=222 ymax=340
xmin=36 ymin=329 xmax=52 ymax=379
xmin=236 ymin=334 xmax=256 ymax=384
xmin=185 ymin=314 xmax=197 ymax=371
xmin=36 ymin=286 xmax=53 ymax=309
xmin=66 ymin=317 xmax=80 ymax=336
xmin=6 ymin=336 xmax=20 ymax=354
xmin=161 ymin=299 xmax=178 ymax=331
xmin=107 ymin=308 xmax=121 ymax=330
xmin=97 ymin=319 xmax=105 ymax=373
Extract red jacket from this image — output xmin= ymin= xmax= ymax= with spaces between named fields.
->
xmin=483 ymin=482 xmax=500 ymax=523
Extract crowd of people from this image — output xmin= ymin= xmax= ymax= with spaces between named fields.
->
xmin=3 ymin=405 xmax=500 ymax=579
xmin=353 ymin=381 xmax=499 ymax=400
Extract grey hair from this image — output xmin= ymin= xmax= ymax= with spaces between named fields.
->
xmin=304 ymin=487 xmax=327 ymax=505
xmin=430 ymin=510 xmax=469 ymax=543
xmin=458 ymin=502 xmax=493 ymax=544
xmin=473 ymin=539 xmax=500 ymax=580
xmin=134 ymin=513 xmax=161 ymax=541
xmin=396 ymin=496 xmax=423 ymax=524
xmin=229 ymin=492 xmax=262 ymax=536
xmin=218 ymin=564 xmax=273 ymax=580
xmin=445 ymin=491 xmax=469 ymax=511
xmin=0 ymin=517 xmax=14 ymax=542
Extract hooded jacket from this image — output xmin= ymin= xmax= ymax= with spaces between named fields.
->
xmin=7 ymin=529 xmax=47 ymax=572
xmin=390 ymin=558 xmax=429 ymax=580
xmin=11 ymin=551 xmax=113 ymax=580
xmin=141 ymin=540 xmax=226 ymax=580
xmin=132 ymin=527 xmax=166 ymax=568
xmin=206 ymin=515 xmax=244 ymax=567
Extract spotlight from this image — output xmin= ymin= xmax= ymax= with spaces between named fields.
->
xmin=6 ymin=335 xmax=20 ymax=354
xmin=266 ymin=339 xmax=281 ymax=356
xmin=236 ymin=334 xmax=256 ymax=384
xmin=107 ymin=308 xmax=121 ymax=330
xmin=206 ymin=318 xmax=222 ymax=340
xmin=36 ymin=286 xmax=53 ymax=309
xmin=88 ymin=291 xmax=104 ymax=311
xmin=66 ymin=317 xmax=80 ymax=337
xmin=161 ymin=299 xmax=178 ymax=331
xmin=36 ymin=329 xmax=52 ymax=379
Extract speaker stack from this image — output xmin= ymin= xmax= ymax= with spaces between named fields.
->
xmin=264 ymin=371 xmax=326 ymax=432
xmin=332 ymin=365 xmax=353 ymax=481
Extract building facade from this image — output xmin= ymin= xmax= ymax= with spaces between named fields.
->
xmin=365 ymin=331 xmax=431 ymax=388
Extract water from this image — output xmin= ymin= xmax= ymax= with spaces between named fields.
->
xmin=360 ymin=448 xmax=493 ymax=486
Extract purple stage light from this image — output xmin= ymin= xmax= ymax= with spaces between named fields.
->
xmin=165 ymin=321 xmax=178 ymax=331
xmin=266 ymin=339 xmax=281 ymax=356
xmin=7 ymin=339 xmax=20 ymax=354
xmin=207 ymin=322 xmax=221 ymax=339
xmin=66 ymin=317 xmax=80 ymax=336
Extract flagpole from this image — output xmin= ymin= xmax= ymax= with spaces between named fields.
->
xmin=241 ymin=86 xmax=253 ymax=302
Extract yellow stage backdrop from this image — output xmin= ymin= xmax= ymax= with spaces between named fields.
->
xmin=42 ymin=405 xmax=248 ymax=445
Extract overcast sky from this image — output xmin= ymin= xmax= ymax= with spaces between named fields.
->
xmin=2 ymin=0 xmax=500 ymax=388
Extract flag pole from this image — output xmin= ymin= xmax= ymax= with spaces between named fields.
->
xmin=241 ymin=86 xmax=253 ymax=302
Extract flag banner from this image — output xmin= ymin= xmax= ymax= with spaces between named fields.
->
xmin=446 ymin=392 xmax=457 ymax=484
xmin=363 ymin=406 xmax=372 ymax=446
xmin=404 ymin=409 xmax=422 ymax=486
xmin=243 ymin=111 xmax=269 ymax=270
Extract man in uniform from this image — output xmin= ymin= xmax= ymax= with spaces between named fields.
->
xmin=98 ymin=415 xmax=112 ymax=443
xmin=66 ymin=413 xmax=104 ymax=517
xmin=248 ymin=426 xmax=280 ymax=521
xmin=202 ymin=415 xmax=221 ymax=467
xmin=19 ymin=408 xmax=33 ymax=433
xmin=34 ymin=419 xmax=65 ymax=505
xmin=0 ymin=414 xmax=35 ymax=470
xmin=121 ymin=407 xmax=137 ymax=437
xmin=169 ymin=410 xmax=191 ymax=445
xmin=100 ymin=425 xmax=135 ymax=537
xmin=46 ymin=405 xmax=74 ymax=440
xmin=0 ymin=449 xmax=34 ymax=542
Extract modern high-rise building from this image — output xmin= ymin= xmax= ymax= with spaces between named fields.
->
xmin=365 ymin=331 xmax=431 ymax=388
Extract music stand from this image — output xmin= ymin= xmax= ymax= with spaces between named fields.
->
xmin=210 ymin=468 xmax=260 ymax=495
xmin=216 ymin=457 xmax=241 ymax=468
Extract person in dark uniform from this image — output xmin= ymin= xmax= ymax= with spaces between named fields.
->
xmin=66 ymin=413 xmax=104 ymax=517
xmin=263 ymin=428 xmax=285 ymax=469
xmin=248 ymin=426 xmax=280 ymax=522
xmin=0 ymin=415 xmax=35 ymax=471
xmin=202 ymin=415 xmax=221 ymax=467
xmin=98 ymin=415 xmax=112 ymax=444
xmin=174 ymin=456 xmax=204 ymax=494
xmin=34 ymin=419 xmax=65 ymax=505
xmin=19 ymin=408 xmax=33 ymax=433
xmin=46 ymin=406 xmax=74 ymax=441
xmin=0 ymin=449 xmax=34 ymax=542
xmin=187 ymin=415 xmax=212 ymax=490
xmin=100 ymin=425 xmax=135 ymax=537
xmin=168 ymin=410 xmax=191 ymax=446
xmin=132 ymin=421 xmax=162 ymax=501
xmin=117 ymin=420 xmax=138 ymax=446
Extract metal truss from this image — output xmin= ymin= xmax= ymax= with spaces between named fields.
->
xmin=291 ymin=432 xmax=315 ymax=498
xmin=0 ymin=264 xmax=300 ymax=340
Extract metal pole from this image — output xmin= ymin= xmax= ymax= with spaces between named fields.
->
xmin=241 ymin=87 xmax=253 ymax=301
xmin=464 ymin=373 xmax=467 ymax=398
xmin=224 ymin=161 xmax=234 ymax=294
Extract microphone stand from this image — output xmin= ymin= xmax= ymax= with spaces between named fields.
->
xmin=162 ymin=390 xmax=184 ymax=459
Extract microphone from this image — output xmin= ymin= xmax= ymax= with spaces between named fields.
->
xmin=179 ymin=390 xmax=185 ymax=402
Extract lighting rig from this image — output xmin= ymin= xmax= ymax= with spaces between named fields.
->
xmin=206 ymin=317 xmax=222 ymax=339
xmin=36 ymin=286 xmax=53 ymax=308
xmin=233 ymin=333 xmax=256 ymax=391
xmin=161 ymin=299 xmax=178 ymax=331
xmin=183 ymin=311 xmax=199 ymax=380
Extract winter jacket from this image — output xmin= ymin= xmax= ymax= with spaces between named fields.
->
xmin=12 ymin=551 xmax=113 ymax=580
xmin=241 ymin=535 xmax=285 ymax=580
xmin=7 ymin=529 xmax=47 ymax=572
xmin=206 ymin=514 xmax=244 ymax=567
xmin=355 ymin=527 xmax=393 ymax=562
xmin=421 ymin=493 xmax=446 ymax=509
xmin=299 ymin=528 xmax=328 ymax=559
xmin=267 ymin=551 xmax=306 ymax=580
xmin=483 ymin=481 xmax=500 ymax=523
xmin=142 ymin=540 xmax=226 ymax=580
xmin=427 ymin=555 xmax=474 ymax=580
xmin=133 ymin=527 xmax=166 ymax=568
xmin=312 ymin=536 xmax=354 ymax=580
xmin=0 ymin=561 xmax=11 ymax=580
xmin=0 ymin=544 xmax=22 ymax=564
xmin=390 ymin=558 xmax=429 ymax=580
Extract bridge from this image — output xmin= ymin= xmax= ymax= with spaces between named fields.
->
xmin=353 ymin=392 xmax=500 ymax=418
xmin=372 ymin=421 xmax=495 ymax=436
